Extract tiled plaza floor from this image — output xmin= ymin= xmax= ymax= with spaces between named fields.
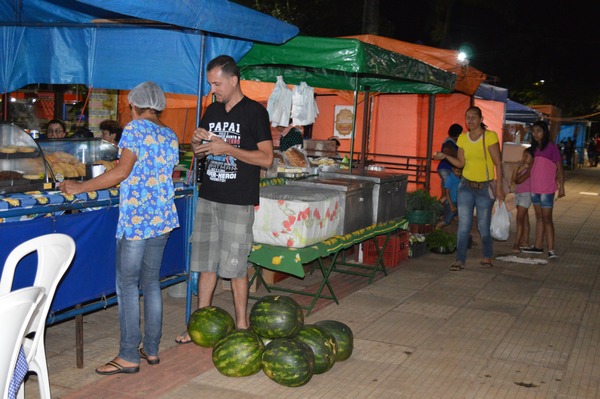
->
xmin=21 ymin=166 xmax=600 ymax=398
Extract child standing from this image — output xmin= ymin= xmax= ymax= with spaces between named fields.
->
xmin=511 ymin=147 xmax=534 ymax=252
xmin=521 ymin=120 xmax=565 ymax=259
xmin=436 ymin=166 xmax=462 ymax=228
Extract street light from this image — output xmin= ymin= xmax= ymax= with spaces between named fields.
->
xmin=458 ymin=43 xmax=473 ymax=66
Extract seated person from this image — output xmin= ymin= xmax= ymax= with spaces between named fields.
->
xmin=46 ymin=119 xmax=67 ymax=139
xmin=99 ymin=119 xmax=123 ymax=145
xmin=71 ymin=126 xmax=94 ymax=139
xmin=327 ymin=136 xmax=341 ymax=158
xmin=277 ymin=122 xmax=303 ymax=152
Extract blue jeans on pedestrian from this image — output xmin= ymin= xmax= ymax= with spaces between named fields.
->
xmin=442 ymin=200 xmax=458 ymax=226
xmin=456 ymin=183 xmax=494 ymax=263
xmin=116 ymin=233 xmax=170 ymax=363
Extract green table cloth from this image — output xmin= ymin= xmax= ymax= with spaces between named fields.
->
xmin=249 ymin=218 xmax=408 ymax=278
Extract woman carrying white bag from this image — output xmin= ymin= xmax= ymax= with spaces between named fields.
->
xmin=434 ymin=106 xmax=505 ymax=271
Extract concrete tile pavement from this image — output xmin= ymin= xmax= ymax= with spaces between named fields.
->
xmin=22 ymin=166 xmax=600 ymax=398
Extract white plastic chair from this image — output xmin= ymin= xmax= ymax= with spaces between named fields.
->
xmin=0 ymin=233 xmax=76 ymax=399
xmin=0 ymin=287 xmax=45 ymax=399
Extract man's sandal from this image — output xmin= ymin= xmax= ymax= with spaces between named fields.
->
xmin=479 ymin=261 xmax=494 ymax=268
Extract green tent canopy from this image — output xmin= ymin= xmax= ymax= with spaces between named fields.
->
xmin=238 ymin=36 xmax=456 ymax=94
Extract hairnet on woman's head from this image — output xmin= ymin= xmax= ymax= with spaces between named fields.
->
xmin=128 ymin=81 xmax=167 ymax=111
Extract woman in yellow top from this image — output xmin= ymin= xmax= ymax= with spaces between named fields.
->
xmin=434 ymin=106 xmax=505 ymax=270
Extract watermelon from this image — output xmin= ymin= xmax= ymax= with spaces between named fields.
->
xmin=262 ymin=339 xmax=315 ymax=387
xmin=250 ymin=295 xmax=304 ymax=339
xmin=314 ymin=320 xmax=353 ymax=361
xmin=187 ymin=306 xmax=235 ymax=347
xmin=212 ymin=329 xmax=264 ymax=377
xmin=296 ymin=324 xmax=337 ymax=374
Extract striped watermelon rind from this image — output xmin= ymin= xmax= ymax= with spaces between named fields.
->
xmin=314 ymin=319 xmax=353 ymax=361
xmin=296 ymin=324 xmax=337 ymax=374
xmin=212 ymin=329 xmax=265 ymax=377
xmin=262 ymin=338 xmax=315 ymax=387
xmin=250 ymin=295 xmax=304 ymax=339
xmin=187 ymin=306 xmax=235 ymax=348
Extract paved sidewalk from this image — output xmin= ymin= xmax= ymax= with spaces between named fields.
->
xmin=23 ymin=167 xmax=600 ymax=398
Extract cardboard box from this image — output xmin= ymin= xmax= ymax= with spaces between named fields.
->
xmin=262 ymin=269 xmax=289 ymax=285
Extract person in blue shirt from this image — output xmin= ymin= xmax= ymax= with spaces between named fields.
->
xmin=436 ymin=166 xmax=462 ymax=228
xmin=437 ymin=123 xmax=462 ymax=195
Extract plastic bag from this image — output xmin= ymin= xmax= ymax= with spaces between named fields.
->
xmin=490 ymin=201 xmax=510 ymax=241
xmin=267 ymin=76 xmax=292 ymax=127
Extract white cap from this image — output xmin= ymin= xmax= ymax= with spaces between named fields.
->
xmin=128 ymin=81 xmax=167 ymax=111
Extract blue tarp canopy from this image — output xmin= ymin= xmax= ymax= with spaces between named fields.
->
xmin=474 ymin=83 xmax=508 ymax=102
xmin=475 ymin=83 xmax=541 ymax=124
xmin=0 ymin=0 xmax=298 ymax=95
xmin=506 ymin=99 xmax=541 ymax=124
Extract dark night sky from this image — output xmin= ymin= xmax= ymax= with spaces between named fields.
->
xmin=378 ymin=0 xmax=599 ymax=117
xmin=249 ymin=0 xmax=599 ymax=118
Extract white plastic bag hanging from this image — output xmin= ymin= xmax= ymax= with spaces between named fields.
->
xmin=304 ymin=85 xmax=319 ymax=124
xmin=490 ymin=201 xmax=510 ymax=241
xmin=291 ymin=82 xmax=318 ymax=125
xmin=267 ymin=76 xmax=292 ymax=127
xmin=291 ymin=82 xmax=308 ymax=125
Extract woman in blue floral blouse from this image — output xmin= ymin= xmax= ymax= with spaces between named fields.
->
xmin=59 ymin=81 xmax=179 ymax=375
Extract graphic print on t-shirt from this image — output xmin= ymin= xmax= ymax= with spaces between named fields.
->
xmin=205 ymin=121 xmax=241 ymax=183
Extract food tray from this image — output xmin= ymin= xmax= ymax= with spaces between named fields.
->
xmin=278 ymin=172 xmax=308 ymax=179
xmin=0 ymin=150 xmax=41 ymax=159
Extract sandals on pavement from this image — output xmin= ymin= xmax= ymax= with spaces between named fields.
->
xmin=175 ymin=330 xmax=193 ymax=345
xmin=480 ymin=261 xmax=494 ymax=269
xmin=96 ymin=359 xmax=140 ymax=375
xmin=139 ymin=348 xmax=160 ymax=365
xmin=449 ymin=262 xmax=464 ymax=271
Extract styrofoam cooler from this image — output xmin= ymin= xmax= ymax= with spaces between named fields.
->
xmin=253 ymin=185 xmax=342 ymax=248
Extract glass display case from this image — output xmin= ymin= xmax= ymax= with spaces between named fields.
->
xmin=37 ymin=137 xmax=119 ymax=181
xmin=0 ymin=123 xmax=50 ymax=194
xmin=0 ymin=122 xmax=120 ymax=193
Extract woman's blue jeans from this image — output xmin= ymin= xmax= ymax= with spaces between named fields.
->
xmin=456 ymin=183 xmax=495 ymax=263
xmin=116 ymin=233 xmax=170 ymax=363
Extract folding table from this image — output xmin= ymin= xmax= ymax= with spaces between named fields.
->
xmin=248 ymin=218 xmax=408 ymax=315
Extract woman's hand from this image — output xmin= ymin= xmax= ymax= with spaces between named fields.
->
xmin=58 ymin=180 xmax=83 ymax=195
xmin=496 ymin=184 xmax=506 ymax=202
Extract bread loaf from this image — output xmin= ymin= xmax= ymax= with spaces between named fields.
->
xmin=284 ymin=147 xmax=307 ymax=167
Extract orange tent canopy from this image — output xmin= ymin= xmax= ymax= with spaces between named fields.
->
xmin=343 ymin=35 xmax=486 ymax=95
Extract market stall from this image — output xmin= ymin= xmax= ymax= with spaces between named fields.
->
xmin=0 ymin=0 xmax=299 ymax=366
xmin=237 ymin=34 xmax=491 ymax=195
xmin=232 ymin=37 xmax=459 ymax=304
xmin=238 ymin=35 xmax=457 ymax=171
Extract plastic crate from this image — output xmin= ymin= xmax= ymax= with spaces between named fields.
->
xmin=363 ymin=231 xmax=409 ymax=267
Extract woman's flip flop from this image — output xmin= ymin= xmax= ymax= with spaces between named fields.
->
xmin=449 ymin=263 xmax=464 ymax=271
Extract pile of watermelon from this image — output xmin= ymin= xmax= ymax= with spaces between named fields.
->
xmin=187 ymin=295 xmax=353 ymax=387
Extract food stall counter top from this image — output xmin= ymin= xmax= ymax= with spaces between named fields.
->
xmin=0 ymin=182 xmax=191 ymax=222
